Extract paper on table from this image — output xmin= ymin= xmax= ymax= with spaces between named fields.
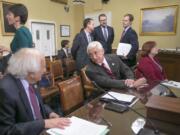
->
xmin=161 ymin=81 xmax=180 ymax=89
xmin=46 ymin=116 xmax=108 ymax=135
xmin=101 ymin=91 xmax=135 ymax=103
xmin=116 ymin=43 xmax=132 ymax=56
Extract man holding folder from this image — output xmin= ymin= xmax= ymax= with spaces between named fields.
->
xmin=119 ymin=14 xmax=139 ymax=67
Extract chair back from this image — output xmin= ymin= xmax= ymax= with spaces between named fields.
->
xmin=50 ymin=60 xmax=64 ymax=81
xmin=57 ymin=76 xmax=84 ymax=113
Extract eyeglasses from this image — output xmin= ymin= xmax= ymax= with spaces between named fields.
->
xmin=99 ymin=19 xmax=107 ymax=22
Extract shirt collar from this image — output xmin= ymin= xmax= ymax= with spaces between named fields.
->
xmin=124 ymin=26 xmax=131 ymax=32
xmin=20 ymin=79 xmax=29 ymax=90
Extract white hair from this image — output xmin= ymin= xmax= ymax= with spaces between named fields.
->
xmin=7 ymin=48 xmax=44 ymax=79
xmin=87 ymin=41 xmax=104 ymax=54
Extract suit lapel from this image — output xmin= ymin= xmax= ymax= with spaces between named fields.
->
xmin=82 ymin=31 xmax=89 ymax=45
xmin=16 ymin=79 xmax=34 ymax=120
xmin=105 ymin=55 xmax=116 ymax=74
xmin=98 ymin=26 xmax=105 ymax=42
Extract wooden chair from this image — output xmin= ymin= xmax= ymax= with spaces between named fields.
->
xmin=64 ymin=58 xmax=76 ymax=77
xmin=80 ymin=67 xmax=97 ymax=98
xmin=50 ymin=60 xmax=64 ymax=83
xmin=57 ymin=76 xmax=84 ymax=114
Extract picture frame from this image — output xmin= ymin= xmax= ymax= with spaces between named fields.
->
xmin=60 ymin=25 xmax=70 ymax=37
xmin=1 ymin=1 xmax=16 ymax=36
xmin=140 ymin=5 xmax=178 ymax=36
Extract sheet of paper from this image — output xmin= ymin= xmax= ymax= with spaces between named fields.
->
xmin=161 ymin=81 xmax=180 ymax=89
xmin=47 ymin=116 xmax=108 ymax=135
xmin=101 ymin=91 xmax=135 ymax=103
xmin=116 ymin=43 xmax=132 ymax=56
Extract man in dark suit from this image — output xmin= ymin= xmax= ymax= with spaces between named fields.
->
xmin=58 ymin=40 xmax=71 ymax=60
xmin=71 ymin=18 xmax=94 ymax=72
xmin=93 ymin=14 xmax=114 ymax=54
xmin=120 ymin=14 xmax=139 ymax=67
xmin=0 ymin=48 xmax=70 ymax=135
xmin=86 ymin=41 xmax=146 ymax=90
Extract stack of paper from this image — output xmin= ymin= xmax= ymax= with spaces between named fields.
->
xmin=47 ymin=116 xmax=109 ymax=135
xmin=101 ymin=91 xmax=135 ymax=103
xmin=116 ymin=43 xmax=132 ymax=56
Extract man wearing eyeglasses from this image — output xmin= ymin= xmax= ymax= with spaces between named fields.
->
xmin=93 ymin=14 xmax=114 ymax=54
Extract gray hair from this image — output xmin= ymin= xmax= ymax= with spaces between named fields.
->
xmin=87 ymin=41 xmax=104 ymax=54
xmin=7 ymin=48 xmax=44 ymax=79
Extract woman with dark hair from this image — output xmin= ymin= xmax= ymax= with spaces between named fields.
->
xmin=136 ymin=41 xmax=167 ymax=85
xmin=0 ymin=4 xmax=32 ymax=53
xmin=0 ymin=4 xmax=32 ymax=73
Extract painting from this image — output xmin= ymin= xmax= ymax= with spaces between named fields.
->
xmin=140 ymin=5 xmax=178 ymax=36
xmin=60 ymin=25 xmax=70 ymax=37
xmin=1 ymin=1 xmax=16 ymax=36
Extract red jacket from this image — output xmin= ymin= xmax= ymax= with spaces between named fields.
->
xmin=136 ymin=56 xmax=167 ymax=85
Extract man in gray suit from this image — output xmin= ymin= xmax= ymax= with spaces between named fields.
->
xmin=71 ymin=18 xmax=94 ymax=72
xmin=86 ymin=41 xmax=146 ymax=90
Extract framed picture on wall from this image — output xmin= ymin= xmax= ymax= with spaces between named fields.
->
xmin=140 ymin=5 xmax=178 ymax=36
xmin=60 ymin=25 xmax=70 ymax=37
xmin=1 ymin=1 xmax=16 ymax=36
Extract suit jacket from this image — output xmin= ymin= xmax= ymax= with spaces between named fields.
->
xmin=93 ymin=26 xmax=114 ymax=54
xmin=58 ymin=48 xmax=68 ymax=60
xmin=86 ymin=54 xmax=134 ymax=89
xmin=0 ymin=74 xmax=53 ymax=135
xmin=71 ymin=31 xmax=93 ymax=71
xmin=136 ymin=56 xmax=167 ymax=85
xmin=120 ymin=27 xmax=139 ymax=67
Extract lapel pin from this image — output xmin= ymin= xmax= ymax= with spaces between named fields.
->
xmin=112 ymin=63 xmax=115 ymax=66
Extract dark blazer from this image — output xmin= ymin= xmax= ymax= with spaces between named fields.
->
xmin=58 ymin=48 xmax=68 ymax=60
xmin=136 ymin=56 xmax=167 ymax=85
xmin=93 ymin=26 xmax=114 ymax=54
xmin=86 ymin=54 xmax=134 ymax=89
xmin=120 ymin=27 xmax=139 ymax=67
xmin=71 ymin=30 xmax=93 ymax=71
xmin=0 ymin=74 xmax=53 ymax=135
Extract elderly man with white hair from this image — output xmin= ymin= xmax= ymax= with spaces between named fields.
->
xmin=86 ymin=41 xmax=146 ymax=89
xmin=0 ymin=48 xmax=70 ymax=135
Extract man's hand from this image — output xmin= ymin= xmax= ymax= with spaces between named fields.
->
xmin=49 ymin=112 xmax=60 ymax=119
xmin=45 ymin=118 xmax=71 ymax=129
xmin=125 ymin=79 xmax=134 ymax=87
xmin=133 ymin=78 xmax=147 ymax=89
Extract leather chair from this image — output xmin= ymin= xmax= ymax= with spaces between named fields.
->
xmin=57 ymin=76 xmax=84 ymax=113
xmin=80 ymin=67 xmax=97 ymax=98
xmin=63 ymin=58 xmax=76 ymax=77
xmin=50 ymin=60 xmax=64 ymax=83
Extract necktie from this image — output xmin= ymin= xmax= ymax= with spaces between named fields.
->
xmin=103 ymin=27 xmax=108 ymax=41
xmin=28 ymin=85 xmax=42 ymax=120
xmin=101 ymin=63 xmax=115 ymax=79
xmin=120 ymin=30 xmax=126 ymax=41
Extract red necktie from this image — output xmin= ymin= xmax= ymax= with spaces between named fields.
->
xmin=28 ymin=85 xmax=42 ymax=120
xmin=101 ymin=63 xmax=115 ymax=79
xmin=120 ymin=30 xmax=126 ymax=41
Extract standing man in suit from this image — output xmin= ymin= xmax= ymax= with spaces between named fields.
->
xmin=71 ymin=18 xmax=94 ymax=72
xmin=0 ymin=48 xmax=70 ymax=135
xmin=86 ymin=41 xmax=146 ymax=90
xmin=120 ymin=14 xmax=139 ymax=67
xmin=93 ymin=14 xmax=114 ymax=54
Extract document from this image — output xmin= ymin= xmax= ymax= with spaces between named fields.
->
xmin=101 ymin=91 xmax=135 ymax=103
xmin=116 ymin=43 xmax=132 ymax=56
xmin=47 ymin=116 xmax=109 ymax=135
xmin=161 ymin=80 xmax=180 ymax=89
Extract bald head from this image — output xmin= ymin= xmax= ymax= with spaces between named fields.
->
xmin=87 ymin=41 xmax=104 ymax=64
